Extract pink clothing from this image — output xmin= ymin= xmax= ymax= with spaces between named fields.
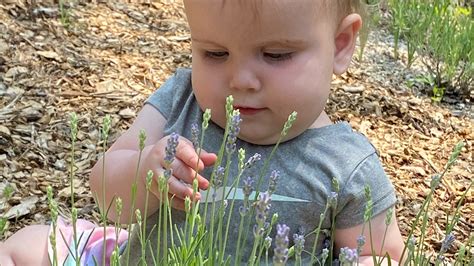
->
xmin=48 ymin=217 xmax=128 ymax=266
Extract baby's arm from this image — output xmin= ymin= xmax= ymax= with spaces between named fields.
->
xmin=89 ymin=105 xmax=216 ymax=223
xmin=335 ymin=208 xmax=405 ymax=265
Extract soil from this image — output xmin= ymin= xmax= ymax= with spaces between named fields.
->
xmin=0 ymin=1 xmax=472 ymax=262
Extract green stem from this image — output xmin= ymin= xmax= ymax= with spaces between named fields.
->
xmin=309 ymin=204 xmax=329 ymax=264
xmin=221 ymin=168 xmax=244 ymax=263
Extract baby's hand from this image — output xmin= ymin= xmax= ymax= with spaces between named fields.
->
xmin=145 ymin=135 xmax=217 ymax=210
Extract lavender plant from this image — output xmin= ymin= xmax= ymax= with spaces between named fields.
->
xmin=388 ymin=0 xmax=473 ymax=95
xmin=48 ymin=96 xmax=471 ymax=266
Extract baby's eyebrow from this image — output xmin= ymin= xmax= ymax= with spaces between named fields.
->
xmin=191 ymin=38 xmax=221 ymax=46
xmin=257 ymin=39 xmax=307 ymax=47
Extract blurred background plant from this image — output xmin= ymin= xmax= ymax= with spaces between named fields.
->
xmin=386 ymin=0 xmax=473 ymax=101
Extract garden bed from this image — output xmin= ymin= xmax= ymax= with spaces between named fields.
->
xmin=0 ymin=1 xmax=472 ymax=262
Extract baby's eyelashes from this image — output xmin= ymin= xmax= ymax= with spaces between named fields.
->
xmin=263 ymin=52 xmax=293 ymax=62
xmin=204 ymin=51 xmax=229 ymax=59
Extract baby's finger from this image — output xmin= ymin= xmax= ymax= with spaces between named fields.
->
xmin=169 ymin=159 xmax=209 ymax=190
xmin=198 ymin=149 xmax=217 ymax=167
xmin=168 ymin=194 xmax=185 ymax=210
xmin=174 ymin=138 xmax=205 ymax=171
xmin=167 ymin=175 xmax=200 ymax=201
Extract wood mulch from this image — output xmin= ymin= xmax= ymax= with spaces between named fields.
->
xmin=0 ymin=1 xmax=472 ymax=261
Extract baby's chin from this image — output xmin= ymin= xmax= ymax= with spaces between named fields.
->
xmin=236 ymin=127 xmax=302 ymax=146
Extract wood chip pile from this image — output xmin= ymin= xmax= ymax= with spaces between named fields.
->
xmin=0 ymin=1 xmax=472 ymax=261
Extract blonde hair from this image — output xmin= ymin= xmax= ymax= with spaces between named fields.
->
xmin=324 ymin=0 xmax=367 ymax=23
xmin=218 ymin=0 xmax=367 ymax=26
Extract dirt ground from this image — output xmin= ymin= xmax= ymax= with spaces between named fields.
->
xmin=0 ymin=1 xmax=472 ymax=261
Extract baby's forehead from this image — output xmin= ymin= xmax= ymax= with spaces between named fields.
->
xmin=185 ymin=0 xmax=353 ymax=24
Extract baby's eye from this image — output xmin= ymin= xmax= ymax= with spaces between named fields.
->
xmin=263 ymin=52 xmax=293 ymax=61
xmin=204 ymin=51 xmax=229 ymax=59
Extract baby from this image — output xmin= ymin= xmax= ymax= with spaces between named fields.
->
xmin=0 ymin=0 xmax=405 ymax=265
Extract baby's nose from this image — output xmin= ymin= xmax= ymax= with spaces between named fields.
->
xmin=229 ymin=65 xmax=261 ymax=92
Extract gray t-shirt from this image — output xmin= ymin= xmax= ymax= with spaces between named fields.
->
xmin=122 ymin=68 xmax=397 ymax=265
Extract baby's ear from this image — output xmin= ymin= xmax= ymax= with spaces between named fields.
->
xmin=333 ymin=14 xmax=362 ymax=75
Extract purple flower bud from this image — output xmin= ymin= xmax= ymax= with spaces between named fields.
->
xmin=225 ymin=111 xmax=242 ymax=154
xmin=408 ymin=236 xmax=416 ymax=249
xmin=212 ymin=166 xmax=225 ymax=188
xmin=440 ymin=233 xmax=455 ymax=254
xmin=293 ymin=233 xmax=305 ymax=255
xmin=328 ymin=191 xmax=338 ymax=209
xmin=264 ymin=236 xmax=272 ymax=249
xmin=255 ymin=192 xmax=271 ymax=225
xmin=321 ymin=248 xmax=329 ymax=264
xmin=253 ymin=224 xmax=265 ymax=238
xmin=339 ymin=247 xmax=358 ymax=264
xmin=244 ymin=153 xmax=261 ymax=169
xmin=268 ymin=170 xmax=280 ymax=195
xmin=356 ymin=235 xmax=366 ymax=255
xmin=164 ymin=132 xmax=179 ymax=166
xmin=273 ymin=224 xmax=290 ymax=265
xmin=239 ymin=205 xmax=249 ymax=216
xmin=163 ymin=169 xmax=172 ymax=180
xmin=191 ymin=123 xmax=199 ymax=150
xmin=243 ymin=176 xmax=254 ymax=198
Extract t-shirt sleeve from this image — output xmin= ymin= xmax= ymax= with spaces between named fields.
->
xmin=335 ymin=152 xmax=397 ymax=229
xmin=145 ymin=68 xmax=192 ymax=120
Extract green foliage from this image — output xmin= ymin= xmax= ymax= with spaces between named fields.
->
xmin=2 ymin=184 xmax=14 ymax=200
xmin=59 ymin=0 xmax=72 ymax=29
xmin=388 ymin=0 xmax=473 ymax=98
xmin=431 ymin=86 xmax=446 ymax=102
xmin=0 ymin=218 xmax=7 ymax=237
xmin=44 ymin=107 xmax=471 ymax=266
xmin=358 ymin=1 xmax=382 ymax=61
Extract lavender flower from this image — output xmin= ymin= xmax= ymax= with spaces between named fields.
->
xmin=135 ymin=209 xmax=142 ymax=225
xmin=430 ymin=174 xmax=441 ymax=190
xmin=163 ymin=169 xmax=172 ymax=180
xmin=321 ymin=248 xmax=329 ymax=265
xmin=293 ymin=233 xmax=305 ymax=255
xmin=212 ymin=166 xmax=225 ymax=188
xmin=328 ymin=191 xmax=338 ymax=209
xmin=226 ymin=110 xmax=242 ymax=154
xmin=264 ymin=236 xmax=273 ymax=249
xmin=164 ymin=132 xmax=179 ymax=166
xmin=243 ymin=176 xmax=254 ymax=197
xmin=253 ymin=192 xmax=271 ymax=237
xmin=139 ymin=129 xmax=146 ymax=151
xmin=356 ymin=235 xmax=366 ymax=255
xmin=115 ymin=197 xmax=123 ymax=217
xmin=202 ymin=108 xmax=211 ymax=129
xmin=255 ymin=192 xmax=271 ymax=225
xmin=268 ymin=170 xmax=280 ymax=195
xmin=273 ymin=224 xmax=290 ymax=265
xmin=225 ymin=95 xmax=234 ymax=118
xmin=439 ymin=233 xmax=455 ymax=254
xmin=339 ymin=247 xmax=358 ymax=264
xmin=238 ymin=148 xmax=246 ymax=170
xmin=385 ymin=207 xmax=394 ymax=225
xmin=244 ymin=153 xmax=262 ymax=170
xmin=212 ymin=166 xmax=225 ymax=199
xmin=332 ymin=177 xmax=340 ymax=193
xmin=239 ymin=176 xmax=254 ymax=216
xmin=239 ymin=205 xmax=249 ymax=216
xmin=407 ymin=236 xmax=416 ymax=250
xmin=191 ymin=123 xmax=199 ymax=150
xmin=282 ymin=111 xmax=297 ymax=137
xmin=100 ymin=114 xmax=111 ymax=140
xmin=184 ymin=196 xmax=191 ymax=213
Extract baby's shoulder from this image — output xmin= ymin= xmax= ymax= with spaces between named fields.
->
xmin=303 ymin=122 xmax=377 ymax=161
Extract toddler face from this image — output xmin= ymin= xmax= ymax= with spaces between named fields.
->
xmin=185 ymin=0 xmax=339 ymax=145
